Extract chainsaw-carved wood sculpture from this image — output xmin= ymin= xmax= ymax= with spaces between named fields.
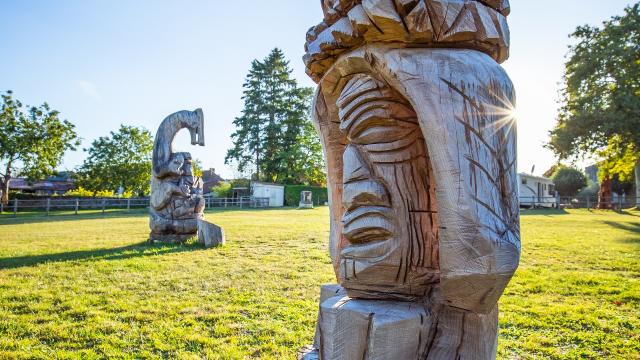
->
xmin=300 ymin=1 xmax=519 ymax=359
xmin=149 ymin=109 xmax=206 ymax=243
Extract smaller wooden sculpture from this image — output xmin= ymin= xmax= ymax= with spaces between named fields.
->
xmin=149 ymin=109 xmax=206 ymax=243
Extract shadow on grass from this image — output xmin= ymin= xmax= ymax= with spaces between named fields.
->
xmin=618 ymin=210 xmax=640 ymax=217
xmin=0 ymin=242 xmax=204 ymax=270
xmin=0 ymin=209 xmax=150 ymax=226
xmin=603 ymin=221 xmax=640 ymax=234
xmin=0 ymin=206 xmax=301 ymax=226
xmin=520 ymin=208 xmax=569 ymax=216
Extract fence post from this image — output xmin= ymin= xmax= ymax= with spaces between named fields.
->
xmin=127 ymin=198 xmax=131 ymax=211
xmin=102 ymin=199 xmax=106 ymax=216
xmin=225 ymin=198 xmax=228 ymax=208
xmin=14 ymin=199 xmax=18 ymax=217
xmin=46 ymin=198 xmax=51 ymax=216
xmin=619 ymin=196 xmax=623 ymax=210
xmin=75 ymin=199 xmax=79 ymax=215
xmin=586 ymin=197 xmax=591 ymax=210
xmin=1 ymin=200 xmax=3 ymax=214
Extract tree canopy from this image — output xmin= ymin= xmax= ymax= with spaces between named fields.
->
xmin=548 ymin=4 xmax=639 ymax=187
xmin=0 ymin=91 xmax=79 ymax=204
xmin=551 ymin=166 xmax=588 ymax=197
xmin=75 ymin=125 xmax=153 ymax=197
xmin=225 ymin=48 xmax=326 ymax=186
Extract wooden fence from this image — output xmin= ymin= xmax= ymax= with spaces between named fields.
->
xmin=520 ymin=196 xmax=638 ymax=210
xmin=0 ymin=196 xmax=271 ymax=217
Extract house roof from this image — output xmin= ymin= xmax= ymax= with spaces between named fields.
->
xmin=518 ymin=173 xmax=554 ymax=183
xmin=9 ymin=177 xmax=75 ymax=191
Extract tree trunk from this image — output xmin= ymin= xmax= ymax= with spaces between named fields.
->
xmin=635 ymin=160 xmax=640 ymax=210
xmin=598 ymin=177 xmax=613 ymax=210
xmin=1 ymin=175 xmax=10 ymax=205
xmin=1 ymin=161 xmax=11 ymax=205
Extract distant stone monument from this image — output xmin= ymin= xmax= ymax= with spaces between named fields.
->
xmin=149 ymin=109 xmax=223 ymax=246
xmin=300 ymin=1 xmax=520 ymax=359
xmin=299 ymin=191 xmax=314 ymax=209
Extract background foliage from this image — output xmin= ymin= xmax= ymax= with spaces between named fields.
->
xmin=548 ymin=4 xmax=639 ymax=191
xmin=551 ymin=166 xmax=588 ymax=196
xmin=0 ymin=91 xmax=79 ymax=204
xmin=225 ymin=48 xmax=326 ymax=186
xmin=75 ymin=125 xmax=153 ymax=197
xmin=283 ymin=185 xmax=328 ymax=207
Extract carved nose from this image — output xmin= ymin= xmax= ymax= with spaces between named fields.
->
xmin=342 ymin=145 xmax=391 ymax=211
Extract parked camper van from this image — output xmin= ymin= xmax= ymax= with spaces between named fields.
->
xmin=518 ymin=173 xmax=557 ymax=208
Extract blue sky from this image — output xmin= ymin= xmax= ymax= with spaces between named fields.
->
xmin=0 ymin=0 xmax=635 ymax=178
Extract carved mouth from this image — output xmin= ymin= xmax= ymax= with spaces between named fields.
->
xmin=342 ymin=206 xmax=394 ymax=244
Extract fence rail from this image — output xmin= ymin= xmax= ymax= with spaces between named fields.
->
xmin=520 ymin=196 xmax=639 ymax=210
xmin=0 ymin=196 xmax=271 ymax=217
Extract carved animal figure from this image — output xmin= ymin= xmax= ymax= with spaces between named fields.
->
xmin=149 ymin=109 xmax=206 ymax=242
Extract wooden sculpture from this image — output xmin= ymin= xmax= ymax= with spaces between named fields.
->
xmin=300 ymin=1 xmax=519 ymax=359
xmin=149 ymin=109 xmax=206 ymax=243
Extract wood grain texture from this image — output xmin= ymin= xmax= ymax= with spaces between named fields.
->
xmin=198 ymin=219 xmax=225 ymax=248
xmin=317 ymin=46 xmax=520 ymax=313
xmin=299 ymin=284 xmax=499 ymax=360
xmin=149 ymin=110 xmax=207 ymax=242
xmin=303 ymin=1 xmax=516 ymax=355
xmin=304 ymin=46 xmax=519 ymax=359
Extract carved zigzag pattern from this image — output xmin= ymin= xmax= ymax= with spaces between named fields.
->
xmin=304 ymin=0 xmax=510 ymax=82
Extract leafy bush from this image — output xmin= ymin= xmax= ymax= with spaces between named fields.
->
xmin=64 ymin=187 xmax=116 ymax=198
xmin=552 ymin=167 xmax=588 ymax=196
xmin=284 ymin=185 xmax=328 ymax=206
xmin=211 ymin=182 xmax=232 ymax=198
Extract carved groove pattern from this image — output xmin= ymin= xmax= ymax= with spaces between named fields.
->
xmin=305 ymin=0 xmax=511 ymax=81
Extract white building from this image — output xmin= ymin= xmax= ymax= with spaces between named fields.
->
xmin=250 ymin=182 xmax=284 ymax=207
xmin=518 ymin=173 xmax=557 ymax=208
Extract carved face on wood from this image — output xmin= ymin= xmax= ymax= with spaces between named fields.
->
xmin=314 ymin=47 xmax=520 ymax=311
xmin=333 ymin=74 xmax=439 ymax=299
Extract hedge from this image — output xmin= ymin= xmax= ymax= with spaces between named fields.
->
xmin=284 ymin=185 xmax=328 ymax=206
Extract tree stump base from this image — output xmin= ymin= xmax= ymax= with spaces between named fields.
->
xmin=148 ymin=234 xmax=194 ymax=245
xmin=300 ymin=285 xmax=499 ymax=360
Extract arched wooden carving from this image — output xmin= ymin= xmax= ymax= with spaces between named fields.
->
xmin=300 ymin=1 xmax=519 ymax=359
xmin=149 ymin=109 xmax=206 ymax=243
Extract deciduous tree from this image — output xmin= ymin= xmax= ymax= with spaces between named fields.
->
xmin=548 ymin=4 xmax=640 ymax=208
xmin=0 ymin=91 xmax=79 ymax=204
xmin=75 ymin=125 xmax=153 ymax=197
xmin=551 ymin=166 xmax=587 ymax=197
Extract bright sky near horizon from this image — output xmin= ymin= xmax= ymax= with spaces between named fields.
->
xmin=0 ymin=0 xmax=635 ymax=179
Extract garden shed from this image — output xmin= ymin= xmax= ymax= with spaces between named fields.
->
xmin=250 ymin=182 xmax=284 ymax=207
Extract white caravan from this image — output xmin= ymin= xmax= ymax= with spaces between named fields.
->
xmin=518 ymin=173 xmax=557 ymax=208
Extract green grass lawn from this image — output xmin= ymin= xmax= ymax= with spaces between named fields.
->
xmin=0 ymin=208 xmax=638 ymax=359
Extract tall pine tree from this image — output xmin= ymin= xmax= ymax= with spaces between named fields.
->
xmin=226 ymin=48 xmax=325 ymax=185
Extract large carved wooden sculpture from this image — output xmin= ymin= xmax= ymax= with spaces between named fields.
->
xmin=149 ymin=109 xmax=206 ymax=243
xmin=300 ymin=1 xmax=519 ymax=359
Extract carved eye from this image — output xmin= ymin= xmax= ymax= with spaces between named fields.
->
xmin=349 ymin=121 xmax=416 ymax=145
xmin=341 ymin=99 xmax=418 ymax=145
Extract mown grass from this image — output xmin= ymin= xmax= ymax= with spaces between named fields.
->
xmin=0 ymin=208 xmax=638 ymax=359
